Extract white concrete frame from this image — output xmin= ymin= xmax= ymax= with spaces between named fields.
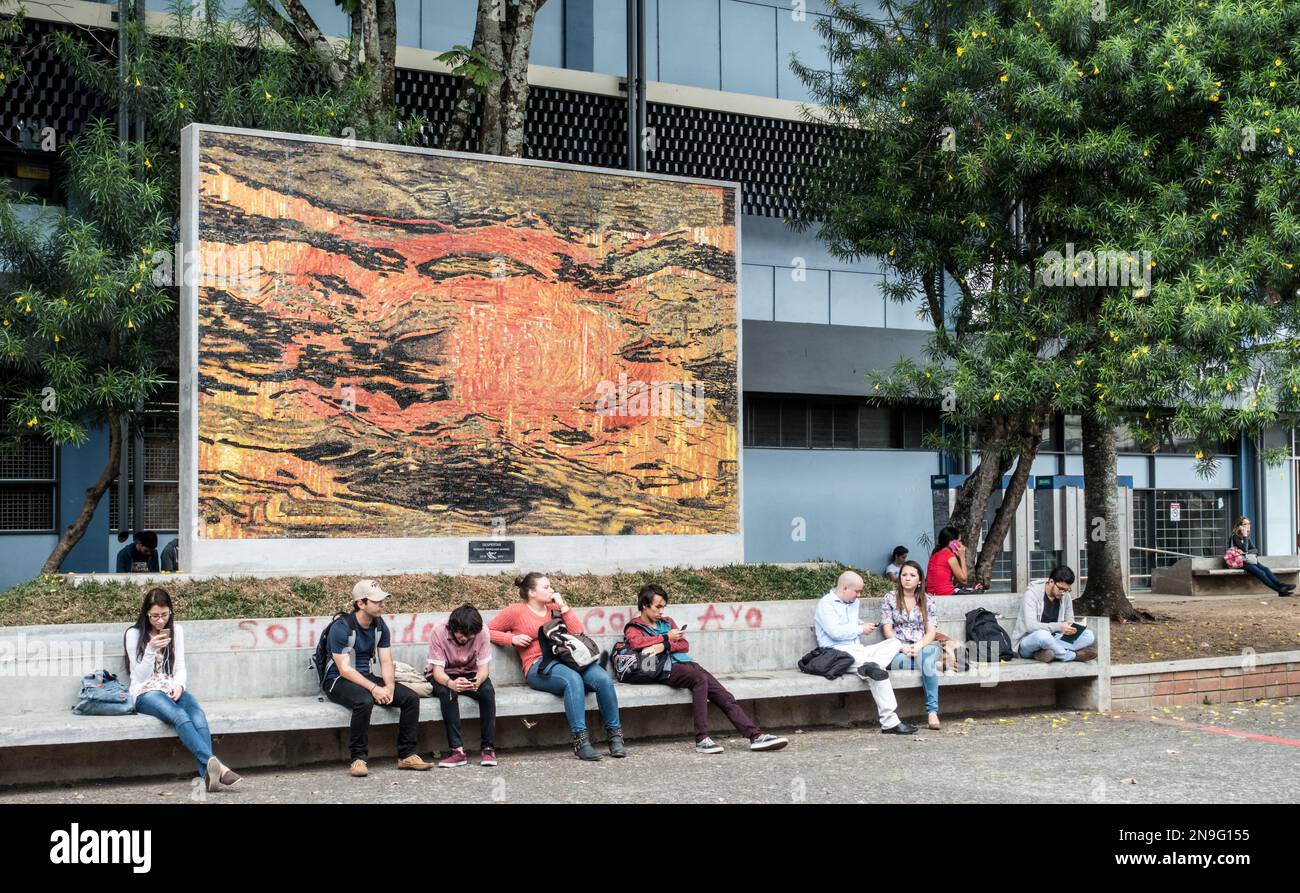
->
xmin=179 ymin=123 xmax=743 ymax=576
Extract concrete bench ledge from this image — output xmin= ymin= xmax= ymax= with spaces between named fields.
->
xmin=1193 ymin=567 xmax=1300 ymax=576
xmin=0 ymin=596 xmax=1109 ymax=785
xmin=1153 ymin=555 xmax=1300 ymax=595
xmin=0 ymin=661 xmax=1104 ymax=749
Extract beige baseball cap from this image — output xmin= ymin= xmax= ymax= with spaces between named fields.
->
xmin=352 ymin=579 xmax=390 ymax=603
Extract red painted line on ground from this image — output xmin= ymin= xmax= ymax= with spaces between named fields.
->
xmin=1109 ymin=712 xmax=1300 ymax=748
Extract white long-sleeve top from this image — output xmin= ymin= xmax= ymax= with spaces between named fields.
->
xmin=124 ymin=624 xmax=188 ymax=696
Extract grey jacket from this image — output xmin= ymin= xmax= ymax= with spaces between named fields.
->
xmin=1011 ymin=579 xmax=1075 ymax=647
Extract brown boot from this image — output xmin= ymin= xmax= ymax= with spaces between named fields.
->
xmin=1072 ymin=646 xmax=1098 ymax=662
xmin=1033 ymin=649 xmax=1056 ymax=663
xmin=350 ymin=759 xmax=368 ymax=777
xmin=396 ymin=754 xmax=433 ymax=771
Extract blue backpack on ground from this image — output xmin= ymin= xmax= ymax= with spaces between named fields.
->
xmin=72 ymin=669 xmax=135 ymax=716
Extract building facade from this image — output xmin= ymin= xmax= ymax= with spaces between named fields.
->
xmin=1 ymin=0 xmax=1287 ymax=589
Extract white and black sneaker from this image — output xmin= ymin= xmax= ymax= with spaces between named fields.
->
xmin=749 ymin=734 xmax=789 ymax=752
xmin=695 ymin=737 xmax=725 ymax=754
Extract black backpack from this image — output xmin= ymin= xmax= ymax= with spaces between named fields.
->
xmin=609 ymin=621 xmax=673 ymax=684
xmin=965 ymin=608 xmax=1013 ymax=662
xmin=797 ymin=646 xmax=856 ymax=679
xmin=537 ymin=611 xmax=603 ymax=673
xmin=310 ymin=612 xmax=379 ymax=688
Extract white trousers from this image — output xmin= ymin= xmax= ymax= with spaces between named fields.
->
xmin=833 ymin=639 xmax=903 ymax=729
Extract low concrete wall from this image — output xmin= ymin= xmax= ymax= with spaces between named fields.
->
xmin=1110 ymin=650 xmax=1300 ymax=710
xmin=0 ymin=681 xmax=1061 ymax=788
xmin=0 ymin=593 xmax=1106 ymax=786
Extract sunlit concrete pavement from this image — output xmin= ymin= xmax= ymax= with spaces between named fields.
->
xmin=2 ymin=699 xmax=1296 ymax=804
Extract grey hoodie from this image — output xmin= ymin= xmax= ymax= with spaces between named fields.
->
xmin=1011 ymin=579 xmax=1075 ymax=647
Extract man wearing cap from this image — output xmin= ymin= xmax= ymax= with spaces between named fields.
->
xmin=323 ymin=580 xmax=433 ymax=775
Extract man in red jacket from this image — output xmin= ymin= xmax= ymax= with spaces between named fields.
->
xmin=626 ymin=584 xmax=789 ymax=755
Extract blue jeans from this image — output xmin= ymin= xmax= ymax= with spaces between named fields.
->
xmin=526 ymin=661 xmax=621 ymax=734
xmin=890 ymin=644 xmax=941 ymax=713
xmin=1017 ymin=627 xmax=1096 ymax=662
xmin=1244 ymin=562 xmax=1288 ymax=593
xmin=135 ymin=689 xmax=214 ymax=776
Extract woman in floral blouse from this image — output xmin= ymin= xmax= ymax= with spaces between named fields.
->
xmin=880 ymin=560 xmax=943 ymax=730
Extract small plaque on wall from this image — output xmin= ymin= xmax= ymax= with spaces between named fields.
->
xmin=469 ymin=541 xmax=515 ymax=564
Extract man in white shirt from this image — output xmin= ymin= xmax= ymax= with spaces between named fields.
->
xmin=815 ymin=571 xmax=916 ymax=735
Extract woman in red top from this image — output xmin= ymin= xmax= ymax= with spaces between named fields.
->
xmin=488 ymin=572 xmax=624 ymax=761
xmin=926 ymin=526 xmax=970 ymax=595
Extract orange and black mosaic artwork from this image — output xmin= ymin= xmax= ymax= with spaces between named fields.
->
xmin=194 ymin=131 xmax=739 ymax=539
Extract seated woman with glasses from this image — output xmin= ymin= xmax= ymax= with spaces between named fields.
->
xmin=124 ymin=588 xmax=242 ymax=792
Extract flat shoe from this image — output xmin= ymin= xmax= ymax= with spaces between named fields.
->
xmin=205 ymin=755 xmax=222 ymax=793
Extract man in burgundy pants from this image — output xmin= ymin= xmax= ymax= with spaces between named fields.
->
xmin=624 ymin=584 xmax=789 ymax=755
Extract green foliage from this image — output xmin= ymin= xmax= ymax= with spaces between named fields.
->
xmin=437 ymin=43 xmax=504 ymax=91
xmin=0 ymin=119 xmax=173 ymax=444
xmin=0 ymin=564 xmax=867 ymax=625
xmin=794 ymin=0 xmax=1300 ymax=469
xmin=0 ymin=3 xmax=23 ymax=90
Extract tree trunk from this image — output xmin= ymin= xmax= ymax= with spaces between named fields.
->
xmin=247 ymin=0 xmax=348 ymax=89
xmin=375 ymin=0 xmax=397 ymax=112
xmin=1076 ymin=413 xmax=1147 ymax=620
xmin=501 ymin=0 xmax=543 ymax=156
xmin=359 ymin=0 xmax=382 ymax=123
xmin=40 ymin=410 xmax=123 ymax=575
xmin=972 ymin=415 xmax=1042 ymax=587
xmin=442 ymin=0 xmax=497 ymax=151
xmin=948 ymin=416 xmax=1013 ymax=556
xmin=477 ymin=5 xmax=506 ymax=155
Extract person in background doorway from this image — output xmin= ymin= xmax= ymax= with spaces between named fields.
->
xmin=1230 ymin=517 xmax=1294 ymax=596
xmin=883 ymin=546 xmax=909 ymax=582
xmin=116 ymin=531 xmax=159 ymax=573
xmin=160 ymin=538 xmax=179 ymax=573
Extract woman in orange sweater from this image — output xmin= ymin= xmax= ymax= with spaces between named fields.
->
xmin=488 ymin=572 xmax=624 ymax=761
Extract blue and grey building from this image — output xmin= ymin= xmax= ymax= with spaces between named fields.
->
xmin=1 ymin=0 xmax=1290 ymax=589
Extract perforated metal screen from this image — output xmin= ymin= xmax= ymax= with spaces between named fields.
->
xmin=14 ymin=18 xmax=825 ymax=219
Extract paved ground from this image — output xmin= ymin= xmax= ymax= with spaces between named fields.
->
xmin=3 ymin=698 xmax=1296 ymax=804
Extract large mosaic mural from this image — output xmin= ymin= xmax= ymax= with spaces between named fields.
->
xmin=191 ymin=129 xmax=739 ymax=539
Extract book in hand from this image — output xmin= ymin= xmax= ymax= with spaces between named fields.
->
xmin=1061 ymin=619 xmax=1088 ymax=643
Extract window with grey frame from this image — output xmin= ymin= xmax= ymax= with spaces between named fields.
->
xmin=108 ymin=383 xmax=180 ymax=532
xmin=743 ymin=394 xmax=941 ymax=449
xmin=0 ymin=433 xmax=57 ymax=533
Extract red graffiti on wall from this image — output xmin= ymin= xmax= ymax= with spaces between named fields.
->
xmin=229 ymin=603 xmax=764 ymax=648
xmin=234 ymin=613 xmax=434 ymax=649
xmin=696 ymin=603 xmax=764 ymax=631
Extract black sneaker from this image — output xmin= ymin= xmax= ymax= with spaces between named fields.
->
xmin=881 ymin=722 xmax=917 ymax=735
xmin=749 ymin=733 xmax=789 ymax=751
xmin=856 ymin=662 xmax=890 ymax=681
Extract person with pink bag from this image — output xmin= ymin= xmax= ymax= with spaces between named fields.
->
xmin=1228 ymin=517 xmax=1294 ymax=596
